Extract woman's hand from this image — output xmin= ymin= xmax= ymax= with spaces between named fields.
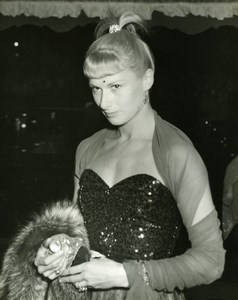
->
xmin=34 ymin=238 xmax=69 ymax=280
xmin=59 ymin=255 xmax=129 ymax=290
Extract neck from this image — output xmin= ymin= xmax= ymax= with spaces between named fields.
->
xmin=115 ymin=104 xmax=155 ymax=141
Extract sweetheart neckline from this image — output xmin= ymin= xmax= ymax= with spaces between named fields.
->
xmin=81 ymin=168 xmax=164 ymax=190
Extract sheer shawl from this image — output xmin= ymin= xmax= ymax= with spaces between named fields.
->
xmin=74 ymin=111 xmax=225 ymax=297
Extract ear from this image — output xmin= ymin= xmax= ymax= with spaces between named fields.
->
xmin=143 ymin=68 xmax=154 ymax=91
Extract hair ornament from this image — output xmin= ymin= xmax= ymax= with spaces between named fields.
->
xmin=109 ymin=24 xmax=121 ymax=34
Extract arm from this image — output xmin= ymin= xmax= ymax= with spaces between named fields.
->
xmin=123 ymin=145 xmax=225 ymax=292
xmin=149 ymin=209 xmax=224 ymax=290
xmin=72 ymin=135 xmax=97 ymax=204
xmin=72 ymin=142 xmax=84 ymax=205
xmin=72 ymin=173 xmax=80 ymax=205
xmin=60 ymin=257 xmax=129 ymax=289
xmin=123 ymin=195 xmax=225 ymax=292
xmin=61 ymin=136 xmax=129 ymax=289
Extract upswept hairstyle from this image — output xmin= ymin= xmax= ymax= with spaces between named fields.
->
xmin=83 ymin=11 xmax=155 ymax=79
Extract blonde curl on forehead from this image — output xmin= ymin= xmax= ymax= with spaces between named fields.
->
xmin=83 ymin=11 xmax=155 ymax=79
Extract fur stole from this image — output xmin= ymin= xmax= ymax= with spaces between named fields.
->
xmin=0 ymin=201 xmax=128 ymax=300
xmin=0 ymin=201 xmax=91 ymax=300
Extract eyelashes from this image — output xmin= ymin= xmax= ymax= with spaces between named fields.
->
xmin=90 ymin=84 xmax=121 ymax=94
xmin=112 ymin=84 xmax=121 ymax=89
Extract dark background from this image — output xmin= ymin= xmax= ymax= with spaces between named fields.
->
xmin=0 ymin=22 xmax=238 ymax=299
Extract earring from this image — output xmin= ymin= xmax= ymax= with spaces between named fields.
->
xmin=143 ymin=92 xmax=149 ymax=104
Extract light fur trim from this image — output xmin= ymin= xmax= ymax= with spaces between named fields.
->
xmin=0 ymin=200 xmax=89 ymax=300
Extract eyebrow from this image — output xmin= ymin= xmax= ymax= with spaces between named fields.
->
xmin=89 ymin=79 xmax=124 ymax=87
xmin=110 ymin=79 xmax=124 ymax=84
xmin=88 ymin=81 xmax=101 ymax=87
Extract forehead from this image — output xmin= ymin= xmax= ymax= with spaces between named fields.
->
xmin=89 ymin=69 xmax=139 ymax=85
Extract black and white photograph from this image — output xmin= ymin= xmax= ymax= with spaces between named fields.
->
xmin=0 ymin=1 xmax=237 ymax=299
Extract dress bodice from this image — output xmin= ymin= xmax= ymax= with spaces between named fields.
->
xmin=78 ymin=169 xmax=183 ymax=262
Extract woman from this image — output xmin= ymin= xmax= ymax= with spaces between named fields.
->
xmin=35 ymin=11 xmax=225 ymax=300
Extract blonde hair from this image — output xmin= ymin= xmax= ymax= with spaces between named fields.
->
xmin=83 ymin=12 xmax=155 ymax=79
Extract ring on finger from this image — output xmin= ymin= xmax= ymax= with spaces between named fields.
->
xmin=78 ymin=286 xmax=87 ymax=292
xmin=54 ymin=269 xmax=61 ymax=275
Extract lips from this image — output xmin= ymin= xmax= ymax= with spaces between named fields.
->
xmin=104 ymin=111 xmax=117 ymax=118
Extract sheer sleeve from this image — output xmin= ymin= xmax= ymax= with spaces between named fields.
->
xmin=144 ymin=141 xmax=226 ymax=291
xmin=72 ymin=138 xmax=91 ymax=203
xmin=122 ymin=113 xmax=225 ymax=294
xmin=123 ymin=211 xmax=225 ymax=294
xmin=72 ymin=129 xmax=109 ymax=203
xmin=144 ymin=210 xmax=224 ymax=291
xmin=74 ymin=139 xmax=90 ymax=179
xmin=153 ymin=115 xmax=211 ymax=228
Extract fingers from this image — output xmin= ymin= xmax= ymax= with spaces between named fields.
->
xmin=74 ymin=281 xmax=88 ymax=288
xmin=35 ymin=249 xmax=64 ymax=268
xmin=35 ymin=247 xmax=67 ymax=281
xmin=42 ymin=237 xmax=53 ymax=248
xmin=60 ymin=263 xmax=88 ymax=283
xmin=42 ymin=268 xmax=59 ymax=280
xmin=60 ymin=272 xmax=84 ymax=283
xmin=40 ymin=253 xmax=68 ymax=279
xmin=34 ymin=238 xmax=61 ymax=267
xmin=61 ymin=263 xmax=85 ymax=276
xmin=74 ymin=280 xmax=88 ymax=292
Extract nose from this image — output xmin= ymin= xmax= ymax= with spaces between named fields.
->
xmin=99 ymin=90 xmax=112 ymax=110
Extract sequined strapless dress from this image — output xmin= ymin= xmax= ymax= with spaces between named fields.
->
xmin=78 ymin=169 xmax=186 ymax=300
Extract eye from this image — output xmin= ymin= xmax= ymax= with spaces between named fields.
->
xmin=112 ymin=84 xmax=121 ymax=89
xmin=91 ymin=86 xmax=101 ymax=94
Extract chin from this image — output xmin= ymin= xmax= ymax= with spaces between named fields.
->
xmin=107 ymin=117 xmax=123 ymax=126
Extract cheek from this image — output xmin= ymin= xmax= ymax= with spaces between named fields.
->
xmin=131 ymin=86 xmax=144 ymax=105
xmin=92 ymin=94 xmax=101 ymax=106
xmin=123 ymin=96 xmax=141 ymax=112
